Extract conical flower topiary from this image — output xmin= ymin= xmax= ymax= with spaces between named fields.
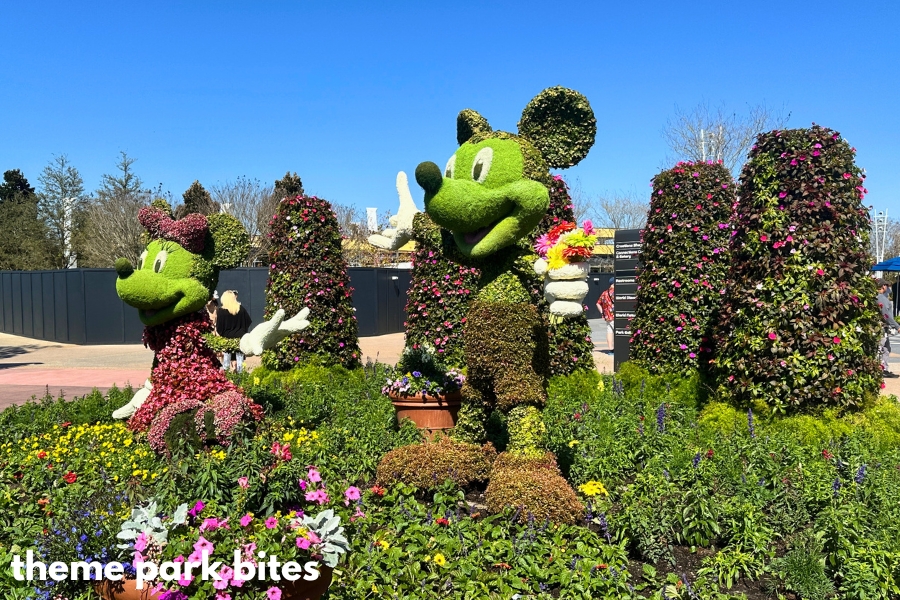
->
xmin=715 ymin=125 xmax=882 ymax=411
xmin=403 ymin=212 xmax=479 ymax=369
xmin=263 ymin=194 xmax=361 ymax=369
xmin=630 ymin=161 xmax=735 ymax=375
xmin=528 ymin=175 xmax=594 ymax=375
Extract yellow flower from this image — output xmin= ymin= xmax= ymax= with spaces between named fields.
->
xmin=578 ymin=480 xmax=609 ymax=497
xmin=283 ymin=432 xmax=295 ymax=442
xmin=568 ymin=440 xmax=579 ymax=448
xmin=597 ymin=378 xmax=605 ymax=392
xmin=546 ymin=244 xmax=567 ymax=270
xmin=433 ymin=553 xmax=447 ymax=566
xmin=377 ymin=540 xmax=390 ymax=550
xmin=253 ymin=376 xmax=261 ymax=385
xmin=123 ymin=438 xmax=133 ymax=447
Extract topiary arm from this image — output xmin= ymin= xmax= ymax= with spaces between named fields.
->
xmin=239 ymin=307 xmax=311 ymax=356
xmin=367 ymin=171 xmax=420 ymax=250
xmin=112 ymin=379 xmax=153 ymax=420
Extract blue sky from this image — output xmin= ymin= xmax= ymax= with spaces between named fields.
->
xmin=2 ymin=1 xmax=898 ymax=219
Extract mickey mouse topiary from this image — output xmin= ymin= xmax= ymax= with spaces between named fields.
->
xmin=630 ymin=161 xmax=735 ymax=376
xmin=715 ymin=126 xmax=883 ymax=412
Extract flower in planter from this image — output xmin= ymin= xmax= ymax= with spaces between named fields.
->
xmin=382 ymin=344 xmax=466 ymax=397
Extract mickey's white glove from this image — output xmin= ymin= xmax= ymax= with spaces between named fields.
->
xmin=367 ymin=171 xmax=420 ymax=250
xmin=112 ymin=379 xmax=152 ymax=419
xmin=240 ymin=307 xmax=310 ymax=357
xmin=536 ymin=258 xmax=590 ymax=318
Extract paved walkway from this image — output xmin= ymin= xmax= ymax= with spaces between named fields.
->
xmin=2 ymin=322 xmax=896 ymax=408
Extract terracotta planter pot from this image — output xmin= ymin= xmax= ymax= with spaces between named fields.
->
xmin=389 ymin=391 xmax=462 ymax=437
xmin=94 ymin=567 xmax=334 ymax=600
xmin=94 ymin=580 xmax=161 ymax=600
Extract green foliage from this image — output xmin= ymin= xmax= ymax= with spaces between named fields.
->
xmin=201 ymin=331 xmax=241 ymax=353
xmin=0 ymin=168 xmax=35 ymax=202
xmin=206 ymin=212 xmax=250 ymax=270
xmin=486 ymin=457 xmax=584 ymax=525
xmin=176 ymin=179 xmax=218 ymax=218
xmin=715 ymin=125 xmax=883 ymax=412
xmin=517 ymin=86 xmax=597 ymax=169
xmin=0 ymin=190 xmax=51 ymax=270
xmin=456 ymin=108 xmax=492 ymax=145
xmin=506 ymin=405 xmax=547 ymax=457
xmin=630 ymin=162 xmax=735 ymax=376
xmin=464 ymin=299 xmax=549 ymax=412
xmin=262 ymin=194 xmax=361 ymax=369
xmin=274 ymin=171 xmax=304 ymax=198
xmin=772 ymin=533 xmax=835 ymax=600
xmin=376 ymin=437 xmax=497 ymax=490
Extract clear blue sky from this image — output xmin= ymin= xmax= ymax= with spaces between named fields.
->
xmin=3 ymin=1 xmax=898 ymax=219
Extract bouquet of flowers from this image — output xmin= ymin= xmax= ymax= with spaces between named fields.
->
xmin=382 ymin=344 xmax=465 ymax=397
xmin=534 ymin=220 xmax=597 ymax=318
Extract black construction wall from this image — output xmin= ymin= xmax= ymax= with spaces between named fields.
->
xmin=0 ymin=268 xmax=412 ymax=345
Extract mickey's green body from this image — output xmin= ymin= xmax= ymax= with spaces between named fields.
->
xmin=414 ymin=86 xmax=596 ymax=455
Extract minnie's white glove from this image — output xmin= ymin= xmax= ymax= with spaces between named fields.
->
xmin=240 ymin=307 xmax=311 ymax=356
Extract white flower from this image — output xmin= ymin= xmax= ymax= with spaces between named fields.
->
xmin=755 ymin=283 xmax=763 ymax=290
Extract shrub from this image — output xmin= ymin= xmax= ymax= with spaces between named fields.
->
xmin=630 ymin=161 xmax=735 ymax=376
xmin=263 ymin=194 xmax=361 ymax=369
xmin=376 ymin=437 xmax=497 ymax=490
xmin=486 ymin=458 xmax=584 ymax=524
xmin=715 ymin=125 xmax=882 ymax=412
xmin=403 ymin=212 xmax=479 ymax=368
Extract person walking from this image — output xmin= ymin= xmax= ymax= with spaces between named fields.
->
xmin=597 ymin=277 xmax=615 ymax=354
xmin=216 ymin=290 xmax=252 ymax=373
xmin=876 ymin=278 xmax=900 ymax=378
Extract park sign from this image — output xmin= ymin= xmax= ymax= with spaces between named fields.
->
xmin=613 ymin=229 xmax=642 ymax=371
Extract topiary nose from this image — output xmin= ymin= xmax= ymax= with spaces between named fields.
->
xmin=415 ymin=161 xmax=443 ymax=195
xmin=115 ymin=257 xmax=134 ymax=279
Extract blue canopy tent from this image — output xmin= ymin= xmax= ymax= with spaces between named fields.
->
xmin=872 ymin=257 xmax=900 ymax=271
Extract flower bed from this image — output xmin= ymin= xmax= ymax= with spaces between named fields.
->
xmin=2 ymin=365 xmax=900 ymax=599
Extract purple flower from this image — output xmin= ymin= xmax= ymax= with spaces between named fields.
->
xmin=855 ymin=464 xmax=866 ymax=484
xmin=656 ymin=403 xmax=666 ymax=433
xmin=833 ymin=478 xmax=842 ymax=496
xmin=747 ymin=408 xmax=755 ymax=438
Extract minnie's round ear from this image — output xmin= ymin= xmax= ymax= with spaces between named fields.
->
xmin=517 ymin=86 xmax=596 ymax=169
xmin=207 ymin=213 xmax=250 ymax=270
xmin=457 ymin=109 xmax=492 ymax=145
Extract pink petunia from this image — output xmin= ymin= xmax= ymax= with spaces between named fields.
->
xmin=265 ymin=517 xmax=278 ymax=529
xmin=267 ymin=587 xmax=283 ymax=600
xmin=193 ymin=536 xmax=214 ymax=555
xmin=237 ymin=476 xmax=249 ymax=489
xmin=297 ymin=537 xmax=311 ymax=550
xmin=344 ymin=486 xmax=361 ymax=506
xmin=307 ymin=468 xmax=322 ymax=483
xmin=768 ymin=332 xmax=777 ymax=340
xmin=240 ymin=514 xmax=253 ymax=527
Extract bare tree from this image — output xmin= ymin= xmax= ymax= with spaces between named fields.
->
xmin=37 ymin=155 xmax=86 ymax=269
xmin=79 ymin=152 xmax=155 ymax=267
xmin=210 ymin=177 xmax=280 ymax=265
xmin=331 ymin=202 xmax=398 ymax=266
xmin=663 ymin=101 xmax=790 ymax=175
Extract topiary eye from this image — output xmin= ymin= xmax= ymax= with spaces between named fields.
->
xmin=138 ymin=250 xmax=147 ymax=270
xmin=153 ymin=250 xmax=168 ymax=273
xmin=471 ymin=147 xmax=493 ymax=183
xmin=444 ymin=155 xmax=456 ymax=178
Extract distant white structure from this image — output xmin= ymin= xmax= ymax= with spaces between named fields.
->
xmin=366 ymin=207 xmax=377 ymax=232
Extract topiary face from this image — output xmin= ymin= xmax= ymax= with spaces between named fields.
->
xmin=420 ymin=137 xmax=550 ymax=258
xmin=115 ymin=204 xmax=250 ymax=327
xmin=116 ymin=240 xmax=211 ymax=326
xmin=416 ymin=87 xmax=596 ymax=259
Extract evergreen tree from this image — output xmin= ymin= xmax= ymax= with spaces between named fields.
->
xmin=176 ymin=180 xmax=219 ymax=218
xmin=715 ymin=126 xmax=882 ymax=411
xmin=0 ymin=169 xmax=35 ymax=203
xmin=0 ymin=169 xmax=50 ymax=269
xmin=274 ymin=172 xmax=304 ymax=198
xmin=263 ymin=194 xmax=361 ymax=369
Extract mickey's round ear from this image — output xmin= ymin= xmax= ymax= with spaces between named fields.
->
xmin=206 ymin=213 xmax=250 ymax=270
xmin=457 ymin=109 xmax=493 ymax=145
xmin=517 ymin=86 xmax=596 ymax=169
